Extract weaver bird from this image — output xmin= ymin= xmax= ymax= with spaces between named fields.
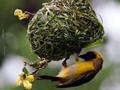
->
xmin=37 ymin=51 xmax=103 ymax=88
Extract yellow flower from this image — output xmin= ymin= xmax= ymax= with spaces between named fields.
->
xmin=15 ymin=73 xmax=34 ymax=89
xmin=14 ymin=9 xmax=29 ymax=20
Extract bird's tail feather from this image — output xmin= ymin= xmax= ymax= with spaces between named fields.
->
xmin=36 ymin=75 xmax=60 ymax=82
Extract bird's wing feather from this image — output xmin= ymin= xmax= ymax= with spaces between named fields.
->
xmin=37 ymin=75 xmax=60 ymax=81
xmin=56 ymin=70 xmax=96 ymax=88
xmin=94 ymin=58 xmax=103 ymax=73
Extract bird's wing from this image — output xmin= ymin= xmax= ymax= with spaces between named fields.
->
xmin=56 ymin=70 xmax=96 ymax=88
xmin=94 ymin=58 xmax=103 ymax=73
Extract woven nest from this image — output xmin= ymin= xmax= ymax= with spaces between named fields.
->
xmin=27 ymin=0 xmax=104 ymax=61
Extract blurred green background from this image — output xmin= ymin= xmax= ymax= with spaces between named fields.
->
xmin=1 ymin=0 xmax=120 ymax=90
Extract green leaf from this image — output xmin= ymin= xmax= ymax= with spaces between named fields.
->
xmin=83 ymin=39 xmax=102 ymax=48
xmin=83 ymin=35 xmax=105 ymax=48
xmin=22 ymin=67 xmax=29 ymax=76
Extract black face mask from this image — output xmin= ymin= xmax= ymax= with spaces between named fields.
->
xmin=79 ymin=52 xmax=96 ymax=61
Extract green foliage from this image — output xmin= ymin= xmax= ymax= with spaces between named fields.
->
xmin=22 ymin=67 xmax=29 ymax=76
xmin=115 ymin=0 xmax=120 ymax=3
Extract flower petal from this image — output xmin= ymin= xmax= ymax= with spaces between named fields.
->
xmin=18 ymin=73 xmax=25 ymax=81
xmin=26 ymin=75 xmax=34 ymax=82
xmin=15 ymin=77 xmax=22 ymax=86
xmin=23 ymin=80 xmax=32 ymax=89
xmin=14 ymin=9 xmax=23 ymax=16
xmin=14 ymin=9 xmax=29 ymax=20
xmin=18 ymin=73 xmax=24 ymax=77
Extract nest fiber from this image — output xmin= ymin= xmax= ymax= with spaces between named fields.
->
xmin=27 ymin=0 xmax=104 ymax=60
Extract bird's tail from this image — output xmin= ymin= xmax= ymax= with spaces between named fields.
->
xmin=36 ymin=75 xmax=60 ymax=82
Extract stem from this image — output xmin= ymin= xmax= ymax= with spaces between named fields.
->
xmin=23 ymin=58 xmax=51 ymax=75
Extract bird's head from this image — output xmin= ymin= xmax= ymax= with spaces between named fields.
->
xmin=79 ymin=51 xmax=102 ymax=61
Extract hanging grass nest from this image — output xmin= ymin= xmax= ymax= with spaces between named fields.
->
xmin=27 ymin=0 xmax=104 ymax=61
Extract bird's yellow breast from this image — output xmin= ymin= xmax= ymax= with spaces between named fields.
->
xmin=58 ymin=61 xmax=95 ymax=79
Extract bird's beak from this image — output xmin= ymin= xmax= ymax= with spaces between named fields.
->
xmin=79 ymin=54 xmax=86 ymax=59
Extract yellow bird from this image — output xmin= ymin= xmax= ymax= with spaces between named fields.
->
xmin=37 ymin=51 xmax=103 ymax=88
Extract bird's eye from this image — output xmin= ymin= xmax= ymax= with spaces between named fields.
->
xmin=87 ymin=52 xmax=93 ymax=56
xmin=89 ymin=53 xmax=92 ymax=55
xmin=87 ymin=52 xmax=96 ymax=59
